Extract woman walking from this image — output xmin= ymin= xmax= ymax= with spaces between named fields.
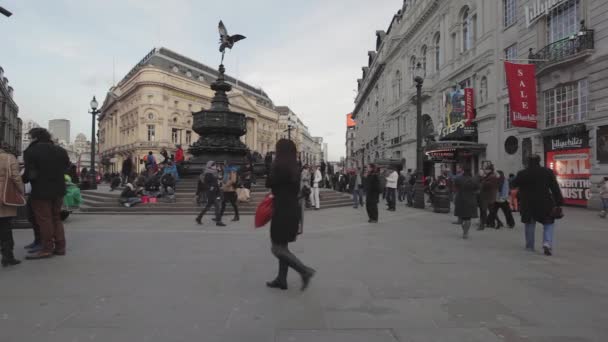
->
xmin=488 ymin=170 xmax=515 ymax=228
xmin=365 ymin=164 xmax=381 ymax=223
xmin=195 ymin=161 xmax=225 ymax=227
xmin=265 ymin=139 xmax=315 ymax=291
xmin=0 ymin=145 xmax=25 ymax=267
xmin=453 ymin=165 xmax=480 ymax=239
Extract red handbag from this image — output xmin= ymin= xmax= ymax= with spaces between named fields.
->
xmin=255 ymin=193 xmax=274 ymax=228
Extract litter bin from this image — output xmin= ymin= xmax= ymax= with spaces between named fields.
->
xmin=433 ymin=186 xmax=451 ymax=213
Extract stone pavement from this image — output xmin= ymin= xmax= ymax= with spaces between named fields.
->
xmin=1 ymin=205 xmax=607 ymax=342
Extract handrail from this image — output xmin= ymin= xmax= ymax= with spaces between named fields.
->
xmin=530 ymin=30 xmax=594 ymax=70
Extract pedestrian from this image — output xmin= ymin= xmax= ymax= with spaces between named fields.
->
xmin=599 ymin=177 xmax=608 ymax=218
xmin=220 ymin=165 xmax=240 ymax=222
xmin=385 ymin=167 xmax=398 ymax=211
xmin=0 ymin=144 xmax=25 ymax=267
xmin=511 ymin=155 xmax=564 ymax=256
xmin=453 ymin=165 xmax=480 ymax=239
xmin=195 ymin=161 xmax=225 ymax=226
xmin=23 ymin=128 xmax=70 ymax=260
xmin=67 ymin=164 xmax=79 ymax=185
xmin=508 ymin=173 xmax=519 ymax=212
xmin=311 ymin=165 xmax=322 ymax=210
xmin=451 ymin=164 xmax=465 ymax=225
xmin=265 ymin=139 xmax=316 ymax=291
xmin=397 ymin=170 xmax=406 ymax=202
xmin=121 ymin=156 xmax=133 ymax=186
xmin=406 ymin=169 xmax=415 ymax=207
xmin=349 ymin=169 xmax=364 ymax=209
xmin=478 ymin=164 xmax=499 ymax=230
xmin=145 ymin=151 xmax=157 ymax=176
xmin=488 ymin=170 xmax=515 ymax=228
xmin=160 ymin=148 xmax=170 ymax=165
xmin=365 ymin=164 xmax=381 ymax=223
xmin=300 ymin=164 xmax=312 ymax=208
xmin=119 ymin=183 xmax=142 ymax=208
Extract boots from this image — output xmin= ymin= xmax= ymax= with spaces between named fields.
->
xmin=1 ymin=242 xmax=21 ymax=267
xmin=461 ymin=220 xmax=471 ymax=239
xmin=231 ymin=215 xmax=240 ymax=222
xmin=600 ymin=210 xmax=606 ymax=218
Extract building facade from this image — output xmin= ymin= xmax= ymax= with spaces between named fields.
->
xmin=352 ymin=0 xmax=607 ymax=208
xmin=21 ymin=119 xmax=40 ymax=152
xmin=99 ymin=47 xmax=285 ymax=173
xmin=48 ymin=119 xmax=70 ymax=144
xmin=0 ymin=66 xmax=22 ymax=156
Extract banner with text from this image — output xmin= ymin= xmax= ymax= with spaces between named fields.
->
xmin=505 ymin=62 xmax=538 ymax=129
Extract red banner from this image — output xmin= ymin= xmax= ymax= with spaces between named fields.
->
xmin=464 ymin=88 xmax=474 ymax=125
xmin=546 ymin=148 xmax=591 ymax=206
xmin=505 ymin=62 xmax=538 ymax=129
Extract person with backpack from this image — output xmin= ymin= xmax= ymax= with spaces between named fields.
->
xmin=219 ymin=165 xmax=240 ymax=222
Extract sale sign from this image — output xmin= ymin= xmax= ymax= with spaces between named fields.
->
xmin=505 ymin=62 xmax=538 ymax=129
xmin=546 ymin=148 xmax=591 ymax=206
xmin=464 ymin=88 xmax=475 ymax=125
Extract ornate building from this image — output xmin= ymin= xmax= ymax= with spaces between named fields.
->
xmin=353 ymin=0 xmax=608 ymax=208
xmin=99 ymin=47 xmax=283 ymax=172
xmin=0 ymin=66 xmax=22 ymax=156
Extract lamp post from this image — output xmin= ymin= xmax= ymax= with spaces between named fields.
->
xmin=89 ymin=96 xmax=101 ymax=190
xmin=413 ymin=62 xmax=425 ymax=209
xmin=286 ymin=114 xmax=294 ymax=140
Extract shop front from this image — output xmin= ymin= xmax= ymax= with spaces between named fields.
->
xmin=543 ymin=126 xmax=591 ymax=207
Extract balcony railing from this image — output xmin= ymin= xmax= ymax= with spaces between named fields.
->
xmin=530 ymin=30 xmax=594 ymax=71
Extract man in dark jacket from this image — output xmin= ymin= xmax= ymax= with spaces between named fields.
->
xmin=364 ymin=164 xmax=381 ymax=223
xmin=23 ymin=128 xmax=70 ymax=260
xmin=195 ymin=161 xmax=225 ymax=226
xmin=512 ymin=155 xmax=564 ymax=256
xmin=121 ymin=156 xmax=133 ymax=186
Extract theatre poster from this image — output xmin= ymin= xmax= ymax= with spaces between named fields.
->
xmin=544 ymin=132 xmax=591 ymax=206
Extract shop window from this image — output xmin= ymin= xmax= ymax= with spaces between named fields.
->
xmin=544 ymin=79 xmax=588 ymax=128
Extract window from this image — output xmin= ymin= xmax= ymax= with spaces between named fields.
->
xmin=547 ymin=0 xmax=580 ymax=43
xmin=171 ymin=128 xmax=179 ymax=144
xmin=503 ymin=0 xmax=517 ymax=27
xmin=462 ymin=7 xmax=472 ymax=51
xmin=504 ymin=44 xmax=518 ymax=86
xmin=421 ymin=45 xmax=427 ymax=76
xmin=504 ymin=104 xmax=513 ymax=129
xmin=147 ymin=125 xmax=155 ymax=141
xmin=393 ymin=70 xmax=403 ymax=102
xmin=410 ymin=56 xmax=417 ymax=85
xmin=544 ymin=79 xmax=588 ymax=128
xmin=148 ymin=113 xmax=154 ymax=120
xmin=434 ymin=33 xmax=441 ymax=71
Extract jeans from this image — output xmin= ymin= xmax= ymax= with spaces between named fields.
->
xmin=602 ymin=198 xmax=608 ymax=210
xmin=488 ymin=201 xmax=515 ymax=227
xmin=386 ymin=188 xmax=396 ymax=210
xmin=197 ymin=193 xmax=221 ymax=222
xmin=311 ymin=186 xmax=320 ymax=209
xmin=220 ymin=192 xmax=239 ymax=219
xmin=352 ymin=188 xmax=364 ymax=208
xmin=525 ymin=222 xmax=555 ymax=249
xmin=0 ymin=217 xmax=15 ymax=259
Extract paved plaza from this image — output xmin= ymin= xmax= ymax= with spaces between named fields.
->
xmin=1 ymin=206 xmax=607 ymax=342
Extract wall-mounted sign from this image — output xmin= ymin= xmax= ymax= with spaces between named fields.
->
xmin=439 ymin=86 xmax=477 ymax=140
xmin=525 ymin=0 xmax=568 ymax=27
xmin=544 ymin=131 xmax=591 ymax=206
xmin=505 ymin=62 xmax=538 ymax=129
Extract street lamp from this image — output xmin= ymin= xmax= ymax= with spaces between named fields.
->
xmin=89 ymin=96 xmax=101 ymax=190
xmin=413 ymin=62 xmax=425 ymax=209
xmin=286 ymin=114 xmax=294 ymax=140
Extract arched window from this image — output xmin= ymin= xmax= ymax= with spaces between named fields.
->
xmin=434 ymin=33 xmax=441 ymax=71
xmin=421 ymin=45 xmax=427 ymax=76
xmin=393 ymin=70 xmax=403 ymax=102
xmin=462 ymin=7 xmax=472 ymax=51
xmin=410 ymin=56 xmax=417 ymax=85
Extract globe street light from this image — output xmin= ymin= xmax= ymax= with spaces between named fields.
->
xmin=286 ymin=114 xmax=294 ymax=140
xmin=89 ymin=96 xmax=101 ymax=190
xmin=413 ymin=62 xmax=425 ymax=209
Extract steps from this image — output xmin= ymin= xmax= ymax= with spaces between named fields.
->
xmin=76 ymin=177 xmax=354 ymax=215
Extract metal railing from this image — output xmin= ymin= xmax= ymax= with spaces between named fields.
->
xmin=531 ymin=30 xmax=594 ymax=70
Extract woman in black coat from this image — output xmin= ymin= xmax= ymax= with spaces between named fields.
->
xmin=511 ymin=155 xmax=563 ymax=255
xmin=265 ymin=139 xmax=315 ymax=291
xmin=453 ymin=165 xmax=480 ymax=239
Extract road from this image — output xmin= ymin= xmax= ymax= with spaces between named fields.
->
xmin=1 ymin=205 xmax=607 ymax=341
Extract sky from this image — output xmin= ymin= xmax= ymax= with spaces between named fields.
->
xmin=1 ymin=0 xmax=401 ymax=160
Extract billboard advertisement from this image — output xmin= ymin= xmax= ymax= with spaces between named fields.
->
xmin=439 ymin=85 xmax=476 ymax=140
xmin=544 ymin=132 xmax=591 ymax=206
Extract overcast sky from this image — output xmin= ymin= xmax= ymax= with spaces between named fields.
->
xmin=1 ymin=0 xmax=400 ymax=160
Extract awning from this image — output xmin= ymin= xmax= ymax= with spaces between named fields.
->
xmin=425 ymin=141 xmax=487 ymax=163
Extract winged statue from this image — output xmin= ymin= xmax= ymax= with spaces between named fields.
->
xmin=218 ymin=20 xmax=246 ymax=63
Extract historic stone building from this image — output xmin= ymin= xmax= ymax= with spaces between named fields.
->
xmin=352 ymin=0 xmax=607 ymax=207
xmin=99 ymin=47 xmax=284 ymax=173
xmin=0 ymin=66 xmax=22 ymax=156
